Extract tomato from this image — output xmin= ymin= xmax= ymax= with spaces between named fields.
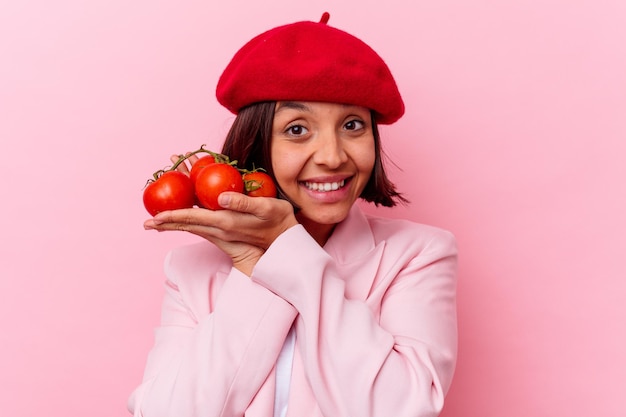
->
xmin=189 ymin=154 xmax=216 ymax=186
xmin=143 ymin=170 xmax=195 ymax=216
xmin=243 ymin=171 xmax=277 ymax=198
xmin=194 ymin=163 xmax=244 ymax=210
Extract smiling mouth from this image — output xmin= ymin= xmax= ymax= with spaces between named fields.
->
xmin=302 ymin=179 xmax=348 ymax=192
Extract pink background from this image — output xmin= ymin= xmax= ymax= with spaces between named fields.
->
xmin=1 ymin=1 xmax=625 ymax=416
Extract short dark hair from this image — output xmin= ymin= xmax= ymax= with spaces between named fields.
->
xmin=221 ymin=101 xmax=407 ymax=207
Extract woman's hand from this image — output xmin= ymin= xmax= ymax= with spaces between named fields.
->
xmin=144 ymin=191 xmax=298 ymax=276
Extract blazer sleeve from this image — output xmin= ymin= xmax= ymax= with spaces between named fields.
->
xmin=251 ymin=224 xmax=458 ymax=417
xmin=128 ymin=246 xmax=297 ymax=417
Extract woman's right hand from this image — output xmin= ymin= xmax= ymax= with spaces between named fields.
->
xmin=144 ymin=191 xmax=298 ymax=276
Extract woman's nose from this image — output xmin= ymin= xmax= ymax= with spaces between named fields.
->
xmin=312 ymin=130 xmax=348 ymax=168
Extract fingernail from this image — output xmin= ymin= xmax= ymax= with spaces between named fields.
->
xmin=218 ymin=193 xmax=231 ymax=207
xmin=151 ymin=215 xmax=164 ymax=225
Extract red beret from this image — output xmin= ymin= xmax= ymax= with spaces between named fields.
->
xmin=216 ymin=12 xmax=405 ymax=124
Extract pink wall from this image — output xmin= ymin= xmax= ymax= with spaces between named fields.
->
xmin=2 ymin=1 xmax=624 ymax=416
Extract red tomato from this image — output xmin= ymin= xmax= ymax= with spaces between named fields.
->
xmin=243 ymin=171 xmax=277 ymax=198
xmin=143 ymin=171 xmax=195 ymax=216
xmin=189 ymin=154 xmax=216 ymax=186
xmin=194 ymin=163 xmax=244 ymax=210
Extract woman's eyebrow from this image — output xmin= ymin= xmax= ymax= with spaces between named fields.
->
xmin=275 ymin=101 xmax=311 ymax=113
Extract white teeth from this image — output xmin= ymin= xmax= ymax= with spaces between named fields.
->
xmin=304 ymin=179 xmax=345 ymax=192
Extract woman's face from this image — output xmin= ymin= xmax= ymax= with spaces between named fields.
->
xmin=271 ymin=101 xmax=375 ymax=243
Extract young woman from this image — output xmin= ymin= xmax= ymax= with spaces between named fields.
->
xmin=129 ymin=13 xmax=458 ymax=417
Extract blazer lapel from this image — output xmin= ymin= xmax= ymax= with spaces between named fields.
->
xmin=323 ymin=205 xmax=386 ymax=301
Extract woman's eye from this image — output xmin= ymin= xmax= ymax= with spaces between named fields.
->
xmin=286 ymin=124 xmax=308 ymax=136
xmin=344 ymin=119 xmax=365 ymax=131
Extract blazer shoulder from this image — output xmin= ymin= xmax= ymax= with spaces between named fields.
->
xmin=165 ymin=241 xmax=230 ymax=275
xmin=163 ymin=240 xmax=232 ymax=291
xmin=160 ymin=241 xmax=234 ymax=319
xmin=366 ymin=214 xmax=456 ymax=250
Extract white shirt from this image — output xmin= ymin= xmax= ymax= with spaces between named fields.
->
xmin=273 ymin=326 xmax=296 ymax=417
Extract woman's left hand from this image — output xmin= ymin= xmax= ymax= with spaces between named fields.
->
xmin=144 ymin=192 xmax=299 ymax=275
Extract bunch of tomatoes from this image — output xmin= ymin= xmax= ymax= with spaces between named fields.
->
xmin=143 ymin=145 xmax=277 ymax=216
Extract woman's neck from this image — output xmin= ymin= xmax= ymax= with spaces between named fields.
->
xmin=296 ymin=216 xmax=337 ymax=247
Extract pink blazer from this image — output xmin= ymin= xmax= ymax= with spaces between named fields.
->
xmin=128 ymin=205 xmax=458 ymax=417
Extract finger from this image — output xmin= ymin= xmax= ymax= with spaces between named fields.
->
xmin=145 ymin=210 xmax=219 ymax=233
xmin=150 ymin=208 xmax=238 ymax=233
xmin=217 ymin=192 xmax=257 ymax=214
xmin=145 ymin=214 xmax=241 ymax=245
xmin=187 ymin=154 xmax=200 ymax=165
xmin=151 ymin=208 xmax=209 ymax=225
xmin=147 ymin=207 xmax=247 ymax=237
xmin=171 ymin=153 xmax=191 ymax=174
xmin=218 ymin=192 xmax=295 ymax=219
